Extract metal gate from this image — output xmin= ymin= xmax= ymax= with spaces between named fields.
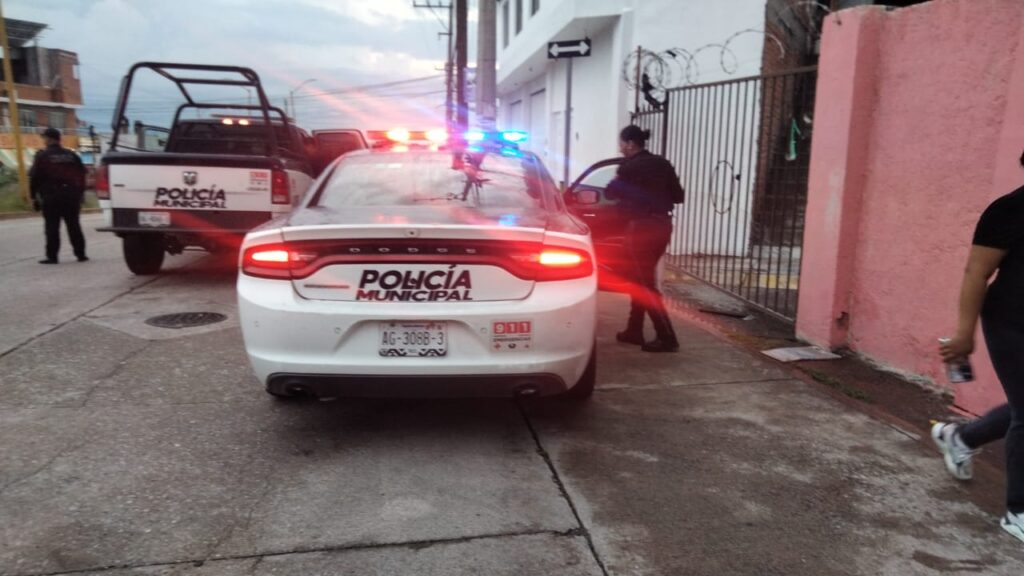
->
xmin=633 ymin=66 xmax=817 ymax=320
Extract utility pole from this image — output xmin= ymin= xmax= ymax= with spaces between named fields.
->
xmin=0 ymin=1 xmax=29 ymax=204
xmin=475 ymin=0 xmax=497 ymax=131
xmin=288 ymin=78 xmax=316 ymax=124
xmin=446 ymin=1 xmax=454 ymax=133
xmin=414 ymin=1 xmax=454 ymax=133
xmin=455 ymin=0 xmax=468 ymax=135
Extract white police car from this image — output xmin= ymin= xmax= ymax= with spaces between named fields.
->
xmin=237 ymin=130 xmax=598 ymax=399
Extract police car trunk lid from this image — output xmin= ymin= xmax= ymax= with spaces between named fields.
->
xmin=281 ymin=207 xmax=549 ymax=302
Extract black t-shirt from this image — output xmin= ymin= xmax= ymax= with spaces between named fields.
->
xmin=605 ymin=150 xmax=684 ymax=218
xmin=973 ymin=185 xmax=1024 ymax=323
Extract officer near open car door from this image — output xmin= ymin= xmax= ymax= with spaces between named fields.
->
xmin=606 ymin=125 xmax=685 ymax=352
xmin=30 ymin=127 xmax=88 ymax=264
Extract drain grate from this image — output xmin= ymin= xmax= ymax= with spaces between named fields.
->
xmin=145 ymin=312 xmax=227 ymax=329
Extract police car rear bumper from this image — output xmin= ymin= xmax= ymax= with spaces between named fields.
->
xmin=266 ymin=372 xmax=567 ymax=399
xmin=238 ymin=273 xmax=598 ymax=397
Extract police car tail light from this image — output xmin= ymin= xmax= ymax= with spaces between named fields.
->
xmin=539 ymin=249 xmax=583 ymax=267
xmin=96 ymin=165 xmax=110 ymax=200
xmin=528 ymin=246 xmax=593 ymax=281
xmin=271 ymin=169 xmax=290 ymax=205
xmin=242 ymin=244 xmax=315 ymax=279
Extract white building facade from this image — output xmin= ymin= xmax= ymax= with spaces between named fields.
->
xmin=496 ymin=0 xmax=769 ymax=186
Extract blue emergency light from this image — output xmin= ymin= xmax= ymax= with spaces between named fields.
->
xmin=462 ymin=130 xmax=528 ymax=143
xmin=500 ymin=131 xmax=528 ymax=143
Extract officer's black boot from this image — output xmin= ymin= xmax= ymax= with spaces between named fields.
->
xmin=642 ymin=307 xmax=679 ymax=353
xmin=616 ymin=301 xmax=646 ymax=345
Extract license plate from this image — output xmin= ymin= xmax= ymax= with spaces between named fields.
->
xmin=138 ymin=211 xmax=171 ymax=227
xmin=379 ymin=321 xmax=448 ymax=358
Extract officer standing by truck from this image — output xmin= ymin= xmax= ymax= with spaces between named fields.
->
xmin=30 ymin=127 xmax=88 ymax=264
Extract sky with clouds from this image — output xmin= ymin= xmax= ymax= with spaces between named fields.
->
xmin=9 ymin=0 xmax=477 ymax=131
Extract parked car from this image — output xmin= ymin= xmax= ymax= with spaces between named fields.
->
xmin=96 ymin=62 xmax=366 ymax=275
xmin=237 ymin=133 xmax=598 ymax=400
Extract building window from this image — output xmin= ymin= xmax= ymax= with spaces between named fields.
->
xmin=48 ymin=111 xmax=67 ymax=129
xmin=502 ymin=1 xmax=509 ymax=48
xmin=515 ymin=0 xmax=523 ymax=34
xmin=18 ymin=109 xmax=36 ymax=128
xmin=531 ymin=0 xmax=539 ymax=15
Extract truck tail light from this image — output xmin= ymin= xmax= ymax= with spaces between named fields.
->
xmin=271 ymin=169 xmax=290 ymax=205
xmin=96 ymin=165 xmax=110 ymax=199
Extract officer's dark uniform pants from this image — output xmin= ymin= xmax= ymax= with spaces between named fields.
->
xmin=623 ymin=216 xmax=677 ymax=342
xmin=959 ymin=314 xmax=1024 ymax=513
xmin=42 ymin=193 xmax=86 ymax=261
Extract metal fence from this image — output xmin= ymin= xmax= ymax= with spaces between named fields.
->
xmin=633 ymin=66 xmax=817 ymax=320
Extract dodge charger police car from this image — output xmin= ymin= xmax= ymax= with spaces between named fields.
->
xmin=237 ymin=132 xmax=598 ymax=400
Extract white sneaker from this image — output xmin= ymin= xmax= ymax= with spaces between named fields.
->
xmin=930 ymin=422 xmax=976 ymax=481
xmin=1001 ymin=511 xmax=1024 ymax=544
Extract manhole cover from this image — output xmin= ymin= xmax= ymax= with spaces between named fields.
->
xmin=145 ymin=312 xmax=227 ymax=329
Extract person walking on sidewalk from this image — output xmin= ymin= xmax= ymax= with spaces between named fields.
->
xmin=606 ymin=125 xmax=683 ymax=353
xmin=933 ymin=150 xmax=1024 ymax=543
xmin=30 ymin=127 xmax=88 ymax=264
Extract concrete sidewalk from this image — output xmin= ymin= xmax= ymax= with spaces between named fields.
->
xmin=521 ymin=292 xmax=1024 ymax=575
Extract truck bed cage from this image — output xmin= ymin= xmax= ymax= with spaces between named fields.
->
xmin=110 ymin=62 xmax=284 ymax=154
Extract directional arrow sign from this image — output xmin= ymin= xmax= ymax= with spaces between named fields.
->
xmin=547 ymin=39 xmax=591 ymax=59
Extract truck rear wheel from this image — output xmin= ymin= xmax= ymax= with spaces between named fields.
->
xmin=123 ymin=234 xmax=165 ymax=275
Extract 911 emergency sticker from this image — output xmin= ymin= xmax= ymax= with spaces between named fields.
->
xmin=248 ymin=170 xmax=270 ymax=192
xmin=491 ymin=320 xmax=532 ymax=351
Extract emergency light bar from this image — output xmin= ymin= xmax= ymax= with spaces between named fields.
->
xmin=462 ymin=130 xmax=528 ymax=145
xmin=368 ymin=128 xmax=448 ymax=142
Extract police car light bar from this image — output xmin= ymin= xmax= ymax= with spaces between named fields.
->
xmin=460 ymin=130 xmax=529 ymax=148
xmin=500 ymin=131 xmax=528 ymax=143
xmin=426 ymin=129 xmax=448 ymax=143
xmin=386 ymin=128 xmax=411 ymax=143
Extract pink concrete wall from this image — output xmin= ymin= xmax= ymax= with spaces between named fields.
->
xmin=799 ymin=0 xmax=1024 ymax=414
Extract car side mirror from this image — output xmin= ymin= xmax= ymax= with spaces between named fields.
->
xmin=572 ymin=188 xmax=600 ymax=205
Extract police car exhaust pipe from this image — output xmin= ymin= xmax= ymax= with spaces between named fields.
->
xmin=515 ymin=385 xmax=540 ymax=398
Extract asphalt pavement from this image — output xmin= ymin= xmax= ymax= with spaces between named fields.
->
xmin=1 ymin=215 xmax=1022 ymax=575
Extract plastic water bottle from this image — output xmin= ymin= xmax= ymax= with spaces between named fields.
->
xmin=938 ymin=338 xmax=975 ymax=383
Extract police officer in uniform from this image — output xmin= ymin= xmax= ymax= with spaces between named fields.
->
xmin=30 ymin=127 xmax=88 ymax=264
xmin=606 ymin=125 xmax=683 ymax=352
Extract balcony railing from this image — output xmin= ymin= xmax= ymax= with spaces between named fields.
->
xmin=0 ymin=83 xmax=67 ymax=103
xmin=0 ymin=126 xmax=94 ymax=136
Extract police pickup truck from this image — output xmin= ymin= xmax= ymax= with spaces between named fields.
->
xmin=97 ymin=62 xmax=366 ymax=275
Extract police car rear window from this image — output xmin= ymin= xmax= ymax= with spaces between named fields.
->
xmin=313 ymin=152 xmax=548 ymax=209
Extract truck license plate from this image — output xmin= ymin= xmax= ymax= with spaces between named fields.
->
xmin=138 ymin=211 xmax=171 ymax=227
xmin=379 ymin=321 xmax=447 ymax=358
